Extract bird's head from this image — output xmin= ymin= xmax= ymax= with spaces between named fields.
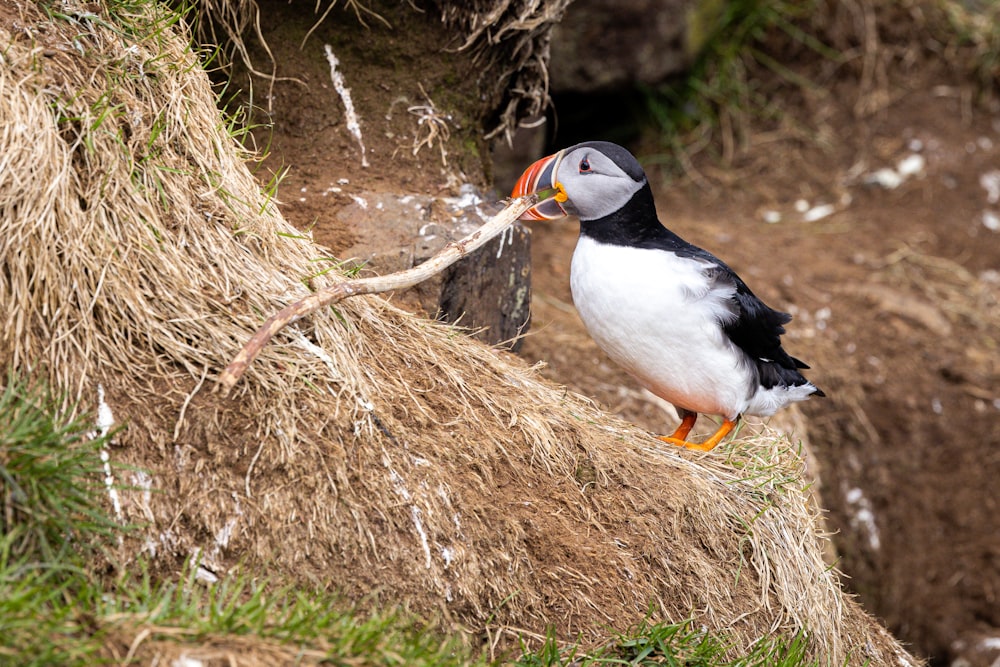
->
xmin=511 ymin=141 xmax=648 ymax=222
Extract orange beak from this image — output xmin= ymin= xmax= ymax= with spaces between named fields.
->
xmin=510 ymin=151 xmax=569 ymax=220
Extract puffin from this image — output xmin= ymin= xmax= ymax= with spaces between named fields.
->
xmin=511 ymin=141 xmax=824 ymax=451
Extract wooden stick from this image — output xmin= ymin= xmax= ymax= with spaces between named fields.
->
xmin=218 ymin=194 xmax=539 ymax=393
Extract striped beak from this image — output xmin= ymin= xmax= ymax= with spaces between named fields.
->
xmin=511 ymin=151 xmax=569 ymax=220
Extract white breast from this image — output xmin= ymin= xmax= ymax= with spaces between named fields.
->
xmin=569 ymin=236 xmax=755 ymax=419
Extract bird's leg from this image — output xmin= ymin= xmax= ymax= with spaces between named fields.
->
xmin=657 ymin=409 xmax=697 ymax=447
xmin=658 ymin=415 xmax=737 ymax=452
xmin=669 ymin=410 xmax=697 ymax=440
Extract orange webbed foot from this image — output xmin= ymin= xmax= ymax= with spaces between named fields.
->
xmin=658 ymin=417 xmax=737 ymax=452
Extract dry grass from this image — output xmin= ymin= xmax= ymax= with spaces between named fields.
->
xmin=102 ymin=625 xmax=329 ymax=666
xmin=409 ymin=82 xmax=455 ymax=165
xmin=0 ymin=2 xmax=921 ymax=664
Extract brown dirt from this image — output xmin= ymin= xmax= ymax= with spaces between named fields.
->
xmin=236 ymin=6 xmax=1000 ymax=664
xmin=226 ymin=0 xmax=495 ymax=246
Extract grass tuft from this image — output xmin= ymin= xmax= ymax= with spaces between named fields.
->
xmin=0 ymin=374 xmax=120 ymax=564
xmin=99 ymin=558 xmax=484 ymax=666
xmin=514 ymin=616 xmax=815 ymax=666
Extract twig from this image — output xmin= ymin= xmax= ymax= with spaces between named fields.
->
xmin=173 ymin=363 xmax=208 ymax=441
xmin=218 ymin=194 xmax=539 ymax=392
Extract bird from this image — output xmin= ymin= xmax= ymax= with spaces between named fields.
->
xmin=511 ymin=140 xmax=824 ymax=451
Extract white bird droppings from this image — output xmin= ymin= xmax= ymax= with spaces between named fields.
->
xmin=387 ymin=467 xmax=432 ymax=569
xmin=845 ymin=487 xmax=881 ymax=551
xmin=449 ymin=188 xmax=482 ymax=209
xmin=323 ymin=45 xmax=368 ymax=168
xmin=864 ymin=153 xmax=925 ymax=190
xmin=496 ymin=225 xmax=514 ymax=259
xmin=980 ymin=170 xmax=1000 ymax=203
xmin=803 ymin=203 xmax=836 ymax=222
xmin=411 ymin=506 xmax=432 ymax=569
xmin=172 ymin=656 xmax=205 ymax=667
xmin=94 ymin=385 xmax=122 ymax=521
xmin=896 ymin=153 xmax=925 ymax=178
xmin=982 ymin=210 xmax=1000 ymax=232
xmin=96 ymin=384 xmax=114 ymax=435
xmin=866 ymin=168 xmax=904 ymax=190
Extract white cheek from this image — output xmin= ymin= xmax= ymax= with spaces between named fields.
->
xmin=562 ymin=173 xmax=643 ymax=221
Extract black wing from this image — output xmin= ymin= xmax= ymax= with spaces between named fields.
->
xmin=701 ymin=259 xmax=822 ymax=394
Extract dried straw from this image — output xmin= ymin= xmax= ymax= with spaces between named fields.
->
xmin=0 ymin=3 xmax=920 ymax=664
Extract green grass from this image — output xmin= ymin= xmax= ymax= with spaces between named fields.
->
xmin=514 ymin=617 xmax=813 ymax=667
xmin=0 ymin=373 xmax=486 ymax=666
xmin=0 ymin=373 xmax=820 ymax=665
xmin=640 ymin=0 xmax=835 ymax=171
xmin=938 ymin=0 xmax=1000 ymax=94
xmin=0 ymin=375 xmax=121 ymax=665
xmin=100 ymin=560 xmax=483 ymax=665
xmin=0 ymin=375 xmax=121 ymax=564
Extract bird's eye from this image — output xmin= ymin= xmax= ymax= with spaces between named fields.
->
xmin=579 ymin=158 xmax=591 ymax=173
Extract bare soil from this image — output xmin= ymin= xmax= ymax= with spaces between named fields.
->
xmin=235 ymin=6 xmax=1000 ymax=664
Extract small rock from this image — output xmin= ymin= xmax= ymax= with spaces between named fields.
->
xmin=896 ymin=153 xmax=925 ymax=178
xmin=865 ymin=168 xmax=903 ymax=190
xmin=803 ymin=204 xmax=836 ymax=222
xmin=982 ymin=210 xmax=1000 ymax=232
xmin=979 ymin=170 xmax=1000 ymax=203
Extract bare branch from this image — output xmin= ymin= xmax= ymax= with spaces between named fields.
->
xmin=218 ymin=194 xmax=539 ymax=392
